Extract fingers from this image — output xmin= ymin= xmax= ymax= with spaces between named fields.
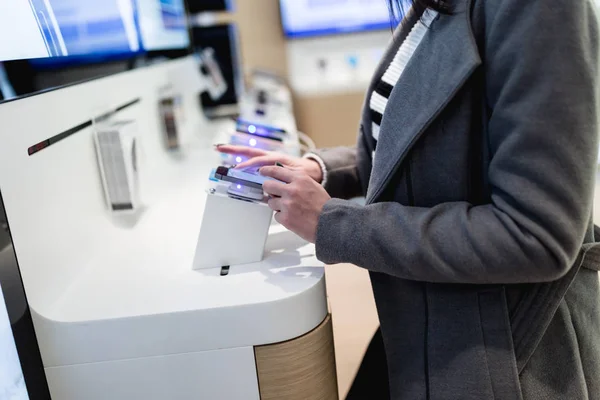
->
xmin=235 ymin=155 xmax=285 ymax=170
xmin=215 ymin=144 xmax=268 ymax=158
xmin=274 ymin=211 xmax=283 ymax=225
xmin=267 ymin=197 xmax=283 ymax=212
xmin=260 ymin=166 xmax=296 ymax=183
xmin=263 ymin=180 xmax=287 ymax=197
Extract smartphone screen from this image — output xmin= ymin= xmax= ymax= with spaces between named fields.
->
xmin=214 ymin=166 xmax=283 ymax=189
xmin=235 ymin=119 xmax=286 ymax=142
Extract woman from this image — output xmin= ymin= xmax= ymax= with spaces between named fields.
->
xmin=219 ymin=0 xmax=600 ymax=398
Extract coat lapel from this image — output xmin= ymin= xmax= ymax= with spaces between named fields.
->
xmin=361 ymin=5 xmax=425 ymax=139
xmin=365 ymin=1 xmax=481 ymax=204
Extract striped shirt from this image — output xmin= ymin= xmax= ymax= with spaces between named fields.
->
xmin=369 ymin=9 xmax=438 ymax=144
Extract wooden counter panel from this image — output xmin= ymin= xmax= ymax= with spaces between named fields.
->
xmin=254 ymin=315 xmax=339 ymax=400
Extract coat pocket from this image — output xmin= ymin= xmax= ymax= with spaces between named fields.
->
xmin=426 ymin=286 xmax=523 ymax=400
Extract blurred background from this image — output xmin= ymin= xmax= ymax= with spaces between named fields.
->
xmin=195 ymin=0 xmax=391 ymax=147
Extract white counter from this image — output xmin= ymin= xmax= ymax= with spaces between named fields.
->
xmin=34 ymin=142 xmax=327 ymax=367
xmin=0 ymin=57 xmax=328 ymax=399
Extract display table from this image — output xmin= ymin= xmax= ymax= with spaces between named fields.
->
xmin=0 ymin=57 xmax=337 ymax=399
xmin=39 ymin=144 xmax=332 ymax=399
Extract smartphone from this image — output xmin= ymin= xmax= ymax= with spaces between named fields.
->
xmin=235 ymin=119 xmax=287 ymax=142
xmin=159 ymin=97 xmax=179 ymax=149
xmin=94 ymin=129 xmax=136 ymax=212
xmin=214 ymin=166 xmax=284 ymax=189
xmin=199 ymin=47 xmax=227 ymax=100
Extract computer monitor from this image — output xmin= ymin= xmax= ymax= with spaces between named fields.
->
xmin=0 ymin=0 xmax=192 ymax=66
xmin=0 ymin=192 xmax=51 ymax=399
xmin=136 ymin=0 xmax=190 ymax=52
xmin=0 ymin=0 xmax=142 ymax=63
xmin=0 ymin=0 xmax=192 ymax=103
xmin=278 ymin=0 xmax=392 ymax=38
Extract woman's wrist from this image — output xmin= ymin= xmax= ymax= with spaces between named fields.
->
xmin=303 ymin=154 xmax=327 ymax=186
xmin=305 ymin=159 xmax=324 ymax=183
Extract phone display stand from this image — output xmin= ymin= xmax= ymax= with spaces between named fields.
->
xmin=226 ymin=183 xmax=264 ymax=201
xmin=158 ymin=85 xmax=183 ymax=151
xmin=192 ymin=181 xmax=273 ymax=270
xmin=93 ymin=117 xmax=141 ymax=215
xmin=229 ymin=131 xmax=286 ymax=153
xmin=197 ymin=47 xmax=228 ymax=101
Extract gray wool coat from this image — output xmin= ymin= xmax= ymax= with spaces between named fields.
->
xmin=312 ymin=0 xmax=600 ymax=398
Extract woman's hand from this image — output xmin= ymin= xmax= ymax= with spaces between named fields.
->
xmin=260 ymin=165 xmax=331 ymax=243
xmin=216 ymin=144 xmax=323 ymax=184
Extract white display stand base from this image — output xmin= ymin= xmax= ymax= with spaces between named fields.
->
xmin=193 ymin=186 xmax=273 ymax=270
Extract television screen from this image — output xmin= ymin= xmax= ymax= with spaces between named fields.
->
xmin=279 ymin=0 xmax=392 ymax=38
xmin=0 ymin=0 xmax=141 ymax=63
xmin=0 ymin=194 xmax=51 ymax=399
xmin=137 ymin=0 xmax=190 ymax=51
xmin=0 ymin=0 xmax=191 ymax=64
xmin=0 ymin=0 xmax=191 ymax=103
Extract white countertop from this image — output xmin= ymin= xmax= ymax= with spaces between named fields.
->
xmin=31 ymin=126 xmax=328 ymax=367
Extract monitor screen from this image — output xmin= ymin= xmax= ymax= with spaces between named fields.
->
xmin=0 ymin=0 xmax=191 ymax=103
xmin=0 ymin=1 xmax=52 ymax=62
xmin=279 ymin=0 xmax=392 ymax=38
xmin=0 ymin=0 xmax=191 ymax=64
xmin=0 ymin=194 xmax=51 ymax=399
xmin=0 ymin=0 xmax=141 ymax=63
xmin=136 ymin=0 xmax=190 ymax=51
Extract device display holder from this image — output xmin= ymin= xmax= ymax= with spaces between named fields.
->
xmin=158 ymin=84 xmax=184 ymax=152
xmin=92 ymin=113 xmax=144 ymax=222
xmin=197 ymin=47 xmax=228 ymax=101
xmin=192 ymin=174 xmax=273 ymax=270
